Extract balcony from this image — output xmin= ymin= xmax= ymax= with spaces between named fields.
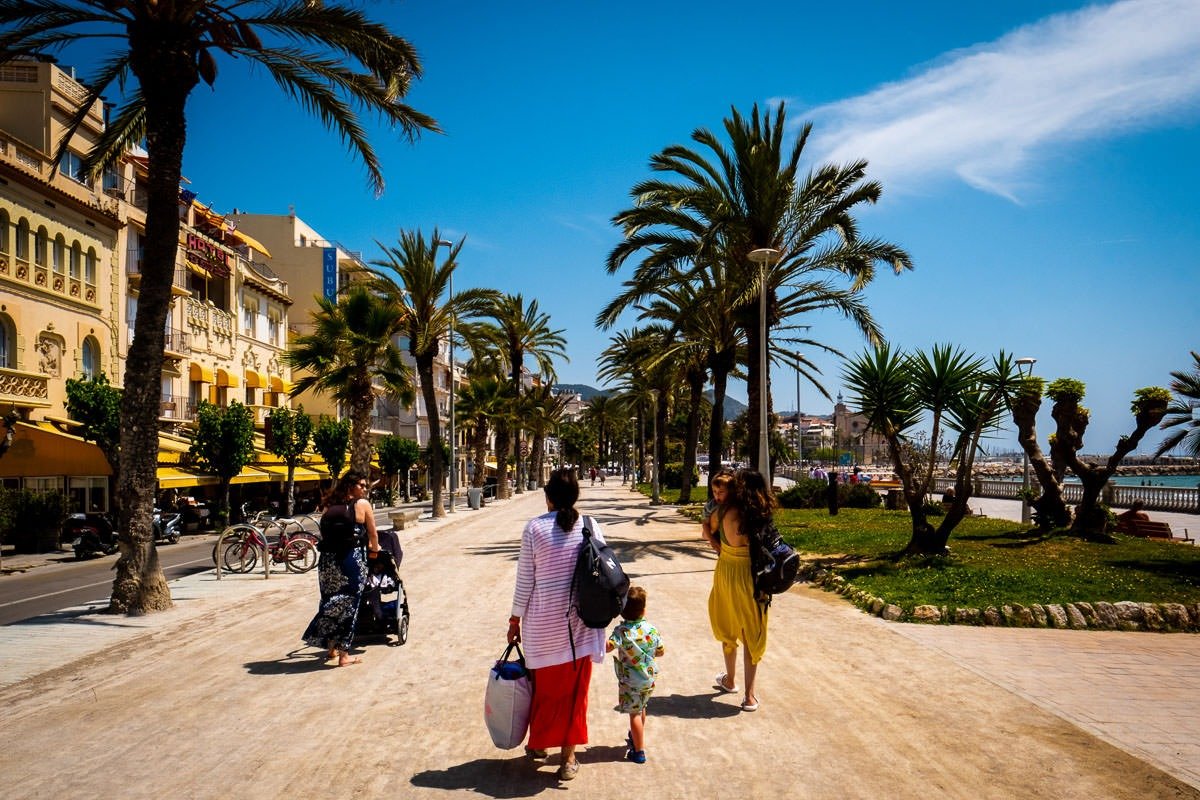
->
xmin=0 ymin=367 xmax=50 ymax=407
xmin=163 ymin=328 xmax=190 ymax=357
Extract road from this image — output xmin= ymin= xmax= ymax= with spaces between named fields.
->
xmin=0 ymin=534 xmax=221 ymax=624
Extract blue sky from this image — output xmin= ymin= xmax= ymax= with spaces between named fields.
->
xmin=60 ymin=0 xmax=1200 ymax=455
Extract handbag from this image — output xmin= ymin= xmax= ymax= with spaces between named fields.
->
xmin=483 ymin=642 xmax=533 ymax=749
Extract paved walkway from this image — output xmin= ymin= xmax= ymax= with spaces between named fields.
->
xmin=1 ymin=484 xmax=1198 ymax=798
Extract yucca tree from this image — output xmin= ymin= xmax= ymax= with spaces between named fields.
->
xmin=608 ymin=103 xmax=910 ymax=477
xmin=480 ymin=293 xmax=567 ymax=496
xmin=286 ymin=284 xmax=414 ymax=475
xmin=368 ymin=232 xmax=499 ymax=518
xmin=1155 ymin=351 xmax=1200 ymax=459
xmin=0 ymin=0 xmax=438 ymax=614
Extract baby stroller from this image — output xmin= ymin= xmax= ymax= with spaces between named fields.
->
xmin=356 ymin=528 xmax=410 ymax=645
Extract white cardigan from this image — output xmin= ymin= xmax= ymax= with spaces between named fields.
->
xmin=511 ymin=511 xmax=608 ymax=669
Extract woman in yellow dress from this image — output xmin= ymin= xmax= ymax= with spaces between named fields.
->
xmin=706 ymin=469 xmax=773 ymax=711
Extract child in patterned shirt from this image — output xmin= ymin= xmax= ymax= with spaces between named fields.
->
xmin=606 ymin=585 xmax=665 ymax=764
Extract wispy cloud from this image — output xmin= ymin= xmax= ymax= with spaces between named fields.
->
xmin=805 ymin=0 xmax=1200 ymax=201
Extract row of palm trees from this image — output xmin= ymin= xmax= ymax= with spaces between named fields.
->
xmin=287 ymin=230 xmax=571 ymax=519
xmin=596 ymin=104 xmax=913 ymax=501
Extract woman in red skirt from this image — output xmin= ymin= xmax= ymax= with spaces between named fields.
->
xmin=507 ymin=467 xmax=607 ymax=781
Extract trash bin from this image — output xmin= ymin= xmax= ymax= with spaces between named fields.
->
xmin=886 ymin=489 xmax=904 ymax=511
xmin=527 ymin=479 xmax=536 ymax=491
xmin=467 ymin=487 xmax=482 ymax=510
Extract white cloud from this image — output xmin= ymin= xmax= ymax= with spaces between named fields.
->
xmin=805 ymin=0 xmax=1200 ymax=200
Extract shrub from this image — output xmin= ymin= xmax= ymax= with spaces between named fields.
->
xmin=842 ymin=483 xmax=882 ymax=509
xmin=660 ymin=462 xmax=699 ymax=489
xmin=0 ymin=488 xmax=73 ymax=553
xmin=778 ymin=478 xmax=828 ymax=509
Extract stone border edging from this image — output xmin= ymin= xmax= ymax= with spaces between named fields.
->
xmin=804 ymin=567 xmax=1200 ymax=633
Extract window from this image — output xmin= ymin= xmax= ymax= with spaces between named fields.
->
xmin=68 ymin=477 xmax=107 ymax=513
xmin=69 ymin=243 xmax=81 ymax=279
xmin=81 ymin=336 xmax=100 ymax=378
xmin=267 ymin=314 xmax=280 ymax=346
xmin=15 ymin=218 xmax=28 ymax=260
xmin=61 ymin=151 xmax=87 ymax=184
xmin=0 ymin=210 xmax=8 ymax=254
xmin=242 ymin=295 xmax=259 ymax=337
xmin=52 ymin=235 xmax=65 ymax=274
xmin=34 ymin=227 xmax=46 ymax=266
xmin=102 ymin=164 xmax=121 ymax=194
xmin=0 ymin=314 xmax=14 ymax=368
xmin=84 ymin=248 xmax=96 ymax=284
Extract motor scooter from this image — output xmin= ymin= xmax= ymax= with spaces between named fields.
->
xmin=63 ymin=512 xmax=118 ymax=560
xmin=154 ymin=509 xmax=181 ymax=545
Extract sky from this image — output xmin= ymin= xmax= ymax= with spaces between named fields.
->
xmin=55 ymin=0 xmax=1200 ymax=456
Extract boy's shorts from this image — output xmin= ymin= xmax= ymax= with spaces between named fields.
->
xmin=615 ymin=681 xmax=655 ymax=714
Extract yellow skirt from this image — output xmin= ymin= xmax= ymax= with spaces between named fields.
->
xmin=707 ymin=543 xmax=767 ymax=664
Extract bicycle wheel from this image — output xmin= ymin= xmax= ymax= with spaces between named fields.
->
xmin=212 ymin=524 xmax=257 ymax=568
xmin=282 ymin=537 xmax=318 ymax=573
xmin=221 ymin=540 xmax=259 ymax=573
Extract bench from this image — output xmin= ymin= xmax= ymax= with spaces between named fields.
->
xmin=389 ymin=509 xmax=422 ymax=530
xmin=1127 ymin=519 xmax=1193 ymax=543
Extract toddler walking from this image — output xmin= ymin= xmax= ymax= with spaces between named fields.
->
xmin=606 ymin=585 xmax=665 ymax=764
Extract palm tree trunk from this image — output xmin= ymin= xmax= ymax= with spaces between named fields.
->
xmin=416 ymin=358 xmax=445 ymax=517
xmin=349 ymin=392 xmax=374 ymax=475
xmin=706 ymin=364 xmax=731 ymax=486
xmin=110 ymin=57 xmax=198 ymax=614
xmin=494 ymin=420 xmax=512 ymax=500
xmin=679 ymin=370 xmax=705 ymax=503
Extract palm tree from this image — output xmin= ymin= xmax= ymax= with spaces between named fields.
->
xmin=523 ymin=383 xmax=570 ymax=487
xmin=368 ymin=231 xmax=498 ymax=518
xmin=581 ymin=394 xmax=616 ymax=471
xmin=1155 ymin=351 xmax=1200 ymax=458
xmin=607 ymin=103 xmax=911 ymax=477
xmin=481 ymin=293 xmax=567 ymax=495
xmin=286 ymin=284 xmax=414 ymax=474
xmin=0 ymin=1 xmax=438 ymax=614
xmin=455 ymin=376 xmax=508 ymax=490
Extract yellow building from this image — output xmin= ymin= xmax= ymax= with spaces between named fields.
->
xmin=0 ymin=57 xmax=317 ymax=513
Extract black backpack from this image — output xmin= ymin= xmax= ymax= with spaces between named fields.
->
xmin=318 ymin=503 xmax=362 ymax=554
xmin=569 ymin=516 xmax=629 ymax=629
xmin=750 ymin=521 xmax=799 ymax=602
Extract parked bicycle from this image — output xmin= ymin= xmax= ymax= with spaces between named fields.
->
xmin=239 ymin=502 xmax=321 ymax=545
xmin=213 ymin=520 xmax=318 ymax=574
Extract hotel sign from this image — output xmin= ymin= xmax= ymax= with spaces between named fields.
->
xmin=186 ymin=233 xmax=231 ymax=278
xmin=323 ymin=247 xmax=337 ymax=300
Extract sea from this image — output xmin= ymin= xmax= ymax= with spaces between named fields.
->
xmin=991 ymin=474 xmax=1200 ymax=488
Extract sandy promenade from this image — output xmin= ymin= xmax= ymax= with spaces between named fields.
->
xmin=1 ymin=483 xmax=1198 ymax=799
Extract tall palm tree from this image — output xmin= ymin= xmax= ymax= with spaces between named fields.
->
xmin=581 ymin=394 xmax=616 ymax=470
xmin=481 ymin=293 xmax=567 ymax=495
xmin=607 ymin=103 xmax=911 ymax=477
xmin=286 ymin=284 xmax=414 ymax=475
xmin=368 ymin=231 xmax=498 ymax=518
xmin=1155 ymin=351 xmax=1200 ymax=458
xmin=455 ymin=375 xmax=508 ymax=490
xmin=523 ymin=383 xmax=570 ymax=488
xmin=0 ymin=0 xmax=438 ymax=614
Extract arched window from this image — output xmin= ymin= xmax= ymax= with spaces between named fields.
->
xmin=34 ymin=226 xmax=47 ymax=266
xmin=85 ymin=248 xmax=97 ymax=284
xmin=81 ymin=336 xmax=100 ymax=378
xmin=69 ymin=242 xmax=81 ymax=279
xmin=0 ymin=209 xmax=9 ymax=254
xmin=15 ymin=218 xmax=29 ymax=260
xmin=0 ymin=315 xmax=15 ymax=369
xmin=53 ymin=234 xmax=65 ymax=274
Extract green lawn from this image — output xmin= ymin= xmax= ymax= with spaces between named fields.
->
xmin=773 ymin=507 xmax=1200 ymax=609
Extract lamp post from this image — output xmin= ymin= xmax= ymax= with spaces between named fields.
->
xmin=795 ymin=356 xmax=803 ymax=468
xmin=628 ymin=416 xmax=638 ymax=489
xmin=436 ymin=239 xmax=456 ymax=513
xmin=649 ymin=389 xmax=661 ymax=504
xmin=1016 ymin=356 xmax=1038 ymax=524
xmin=748 ymin=248 xmax=781 ymax=478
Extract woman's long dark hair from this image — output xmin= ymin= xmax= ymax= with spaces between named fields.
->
xmin=544 ymin=467 xmax=580 ymax=531
xmin=325 ymin=470 xmax=366 ymax=507
xmin=735 ymin=469 xmax=776 ymax=535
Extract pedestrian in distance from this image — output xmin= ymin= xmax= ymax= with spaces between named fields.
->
xmin=606 ymin=585 xmax=665 ymax=764
xmin=302 ymin=470 xmax=380 ymax=667
xmin=507 ymin=467 xmax=607 ymax=782
xmin=708 ymin=469 xmax=774 ymax=712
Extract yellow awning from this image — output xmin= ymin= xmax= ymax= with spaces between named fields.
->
xmin=229 ymin=466 xmax=270 ymax=485
xmin=244 ymin=369 xmax=265 ymax=388
xmin=258 ymin=464 xmax=326 ymax=482
xmin=0 ymin=422 xmax=112 ymax=478
xmin=191 ymin=200 xmax=272 ymax=258
xmin=216 ymin=368 xmax=239 ymax=388
xmin=156 ymin=466 xmax=218 ymax=489
xmin=189 ymin=363 xmax=214 ymax=383
xmin=268 ymin=375 xmax=292 ymax=393
xmin=231 ymin=228 xmax=272 ymax=259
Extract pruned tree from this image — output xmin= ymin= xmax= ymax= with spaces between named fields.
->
xmin=189 ymin=401 xmax=255 ymax=527
xmin=265 ymin=405 xmax=313 ymax=517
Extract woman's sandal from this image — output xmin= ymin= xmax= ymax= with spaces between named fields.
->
xmin=712 ymin=672 xmax=738 ymax=694
xmin=741 ymin=696 xmax=759 ymax=712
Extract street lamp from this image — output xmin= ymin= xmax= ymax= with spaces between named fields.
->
xmin=436 ymin=238 xmax=456 ymax=513
xmin=649 ymin=389 xmax=661 ymax=504
xmin=1016 ymin=356 xmax=1038 ymax=524
xmin=795 ymin=355 xmax=803 ymax=468
xmin=748 ymin=248 xmax=781 ymax=478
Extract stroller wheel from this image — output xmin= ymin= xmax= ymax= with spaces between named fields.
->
xmin=397 ymin=611 xmax=409 ymax=645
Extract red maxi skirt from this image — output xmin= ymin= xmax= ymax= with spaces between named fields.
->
xmin=527 ymin=657 xmax=592 ymax=750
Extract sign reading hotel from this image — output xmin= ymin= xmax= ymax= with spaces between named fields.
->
xmin=323 ymin=247 xmax=337 ymax=300
xmin=186 ymin=233 xmax=231 ymax=278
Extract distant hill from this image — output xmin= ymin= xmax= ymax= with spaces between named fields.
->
xmin=555 ymin=384 xmax=748 ymax=422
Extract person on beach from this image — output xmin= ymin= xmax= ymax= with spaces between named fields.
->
xmin=302 ymin=470 xmax=380 ymax=667
xmin=606 ymin=585 xmax=665 ymax=764
xmin=708 ymin=469 xmax=773 ymax=712
xmin=701 ymin=468 xmax=735 ymax=554
xmin=507 ymin=467 xmax=607 ymax=782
